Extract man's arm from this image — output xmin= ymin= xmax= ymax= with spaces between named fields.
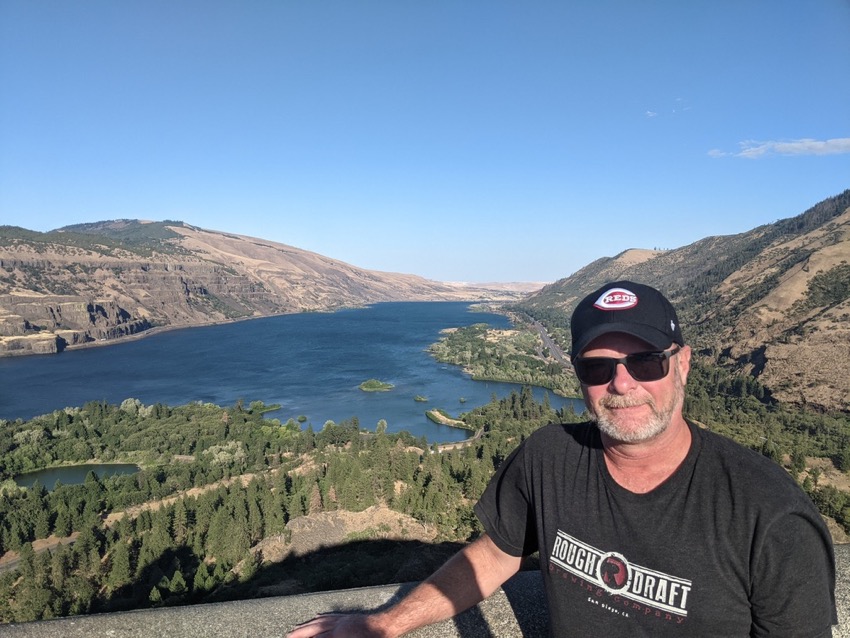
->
xmin=286 ymin=533 xmax=522 ymax=638
xmin=750 ymin=511 xmax=836 ymax=636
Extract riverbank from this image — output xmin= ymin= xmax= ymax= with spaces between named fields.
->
xmin=0 ymin=305 xmax=362 ymax=359
xmin=2 ymin=298 xmax=520 ymax=360
xmin=1 ymin=302 xmax=540 ymax=433
xmin=428 ymin=321 xmax=579 ymax=398
xmin=425 ymin=409 xmax=474 ymax=430
xmin=61 ymin=301 xmax=516 ymax=360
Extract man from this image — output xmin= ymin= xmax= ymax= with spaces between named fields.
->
xmin=288 ymin=281 xmax=837 ymax=637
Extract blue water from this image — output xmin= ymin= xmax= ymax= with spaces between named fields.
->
xmin=0 ymin=302 xmax=584 ymax=442
xmin=14 ymin=464 xmax=141 ymax=490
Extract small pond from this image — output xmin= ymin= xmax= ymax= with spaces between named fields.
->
xmin=14 ymin=463 xmax=141 ymax=490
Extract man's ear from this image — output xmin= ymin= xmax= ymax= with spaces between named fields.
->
xmin=677 ymin=345 xmax=692 ymax=382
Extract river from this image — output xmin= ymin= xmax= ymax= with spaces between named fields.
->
xmin=0 ymin=302 xmax=585 ymax=442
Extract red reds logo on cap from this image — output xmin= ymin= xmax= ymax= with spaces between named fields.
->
xmin=594 ymin=287 xmax=638 ymax=310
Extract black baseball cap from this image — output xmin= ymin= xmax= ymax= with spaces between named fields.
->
xmin=570 ymin=281 xmax=684 ymax=359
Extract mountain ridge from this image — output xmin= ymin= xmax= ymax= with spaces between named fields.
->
xmin=3 ymin=190 xmax=849 ymax=411
xmin=0 ymin=221 xmax=527 ymax=356
xmin=517 ymin=189 xmax=850 ymax=412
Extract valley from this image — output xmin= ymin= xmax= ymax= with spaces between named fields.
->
xmin=1 ymin=190 xmax=849 ymax=624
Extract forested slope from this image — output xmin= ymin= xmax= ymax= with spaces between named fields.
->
xmin=0 ymin=392 xmax=565 ymax=622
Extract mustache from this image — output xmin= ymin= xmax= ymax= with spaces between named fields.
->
xmin=599 ymin=395 xmax=654 ymax=410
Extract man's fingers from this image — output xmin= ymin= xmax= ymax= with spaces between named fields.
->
xmin=287 ymin=613 xmax=341 ymax=637
xmin=287 ymin=613 xmax=360 ymax=638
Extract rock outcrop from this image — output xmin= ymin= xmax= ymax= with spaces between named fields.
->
xmin=0 ymin=296 xmax=152 ymax=355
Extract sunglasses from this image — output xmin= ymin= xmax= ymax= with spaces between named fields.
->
xmin=573 ymin=346 xmax=681 ymax=386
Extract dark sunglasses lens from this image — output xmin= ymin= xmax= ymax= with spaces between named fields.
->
xmin=626 ymin=354 xmax=668 ymax=381
xmin=575 ymin=351 xmax=673 ymax=385
xmin=574 ymin=359 xmax=614 ymax=385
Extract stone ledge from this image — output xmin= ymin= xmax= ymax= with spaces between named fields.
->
xmin=4 ymin=546 xmax=849 ymax=637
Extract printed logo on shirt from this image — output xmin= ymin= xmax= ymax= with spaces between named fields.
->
xmin=549 ymin=529 xmax=692 ymax=622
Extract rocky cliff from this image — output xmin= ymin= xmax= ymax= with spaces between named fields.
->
xmin=0 ymin=221 xmax=526 ymax=356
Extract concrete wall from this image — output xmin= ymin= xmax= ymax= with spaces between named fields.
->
xmin=3 ymin=545 xmax=848 ymax=637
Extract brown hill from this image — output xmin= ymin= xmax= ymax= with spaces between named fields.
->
xmin=519 ymin=190 xmax=850 ymax=412
xmin=0 ymin=221 xmax=525 ymax=356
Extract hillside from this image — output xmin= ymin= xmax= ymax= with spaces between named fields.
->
xmin=4 ymin=193 xmax=849 ymax=411
xmin=0 ymin=220 xmax=525 ymax=356
xmin=517 ymin=190 xmax=850 ymax=412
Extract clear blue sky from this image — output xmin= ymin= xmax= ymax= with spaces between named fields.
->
xmin=1 ymin=1 xmax=848 ymax=282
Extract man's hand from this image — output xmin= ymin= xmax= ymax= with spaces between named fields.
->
xmin=285 ymin=534 xmax=519 ymax=638
xmin=286 ymin=612 xmax=390 ymax=638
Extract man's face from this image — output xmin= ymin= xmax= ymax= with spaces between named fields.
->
xmin=579 ymin=333 xmax=690 ymax=444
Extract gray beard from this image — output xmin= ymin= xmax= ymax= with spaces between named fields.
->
xmin=593 ymin=402 xmax=671 ymax=443
xmin=590 ymin=371 xmax=683 ymax=444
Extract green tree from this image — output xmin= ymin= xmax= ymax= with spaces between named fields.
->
xmin=248 ymin=495 xmax=264 ymax=543
xmin=65 ymin=574 xmax=95 ymax=616
xmin=309 ymin=482 xmax=323 ymax=514
xmin=168 ymin=570 xmax=188 ymax=596
xmin=172 ymin=499 xmax=189 ymax=545
xmin=53 ymin=505 xmax=72 ymax=538
xmin=13 ymin=580 xmax=54 ymax=623
xmin=193 ymin=562 xmax=211 ymax=593
xmin=34 ymin=508 xmax=51 ymax=539
xmin=239 ymin=551 xmax=259 ymax=583
xmin=107 ymin=539 xmax=133 ymax=592
xmin=49 ymin=545 xmax=72 ymax=594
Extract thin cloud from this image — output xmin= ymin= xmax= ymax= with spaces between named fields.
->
xmin=671 ymin=97 xmax=691 ymax=114
xmin=645 ymin=97 xmax=689 ymax=119
xmin=710 ymin=137 xmax=850 ymax=159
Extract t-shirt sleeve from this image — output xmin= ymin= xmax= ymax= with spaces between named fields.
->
xmin=749 ymin=509 xmax=837 ymax=636
xmin=473 ymin=443 xmax=539 ymax=557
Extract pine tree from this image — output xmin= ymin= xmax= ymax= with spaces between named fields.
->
xmin=34 ymin=508 xmax=51 ymax=540
xmin=309 ymin=482 xmax=323 ymax=514
xmin=13 ymin=580 xmax=54 ymax=623
xmin=192 ymin=562 xmax=211 ymax=593
xmin=239 ymin=551 xmax=259 ymax=583
xmin=212 ymin=561 xmax=227 ymax=585
xmin=53 ymin=505 xmax=73 ymax=538
xmin=168 ymin=570 xmax=187 ymax=596
xmin=248 ymin=497 xmax=264 ymax=543
xmin=326 ymin=484 xmax=339 ymax=510
xmin=106 ymin=539 xmax=133 ymax=592
xmin=50 ymin=544 xmax=71 ymax=593
xmin=17 ymin=542 xmax=36 ymax=581
xmin=61 ymin=574 xmax=94 ymax=616
xmin=172 ymin=499 xmax=189 ymax=545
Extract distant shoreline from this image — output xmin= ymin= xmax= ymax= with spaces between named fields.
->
xmin=2 ymin=300 xmax=510 ymax=359
xmin=0 ymin=316 xmax=279 ymax=358
xmin=54 ymin=307 xmax=360 ymax=356
xmin=64 ymin=315 xmax=272 ymax=353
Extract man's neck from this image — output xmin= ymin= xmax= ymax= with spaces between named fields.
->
xmin=601 ymin=417 xmax=692 ymax=494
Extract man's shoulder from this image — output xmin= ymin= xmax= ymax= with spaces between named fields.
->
xmin=692 ymin=422 xmax=772 ymax=462
xmin=691 ymin=422 xmax=804 ymax=493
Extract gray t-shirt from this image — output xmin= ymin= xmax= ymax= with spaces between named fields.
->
xmin=474 ymin=420 xmax=837 ymax=636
